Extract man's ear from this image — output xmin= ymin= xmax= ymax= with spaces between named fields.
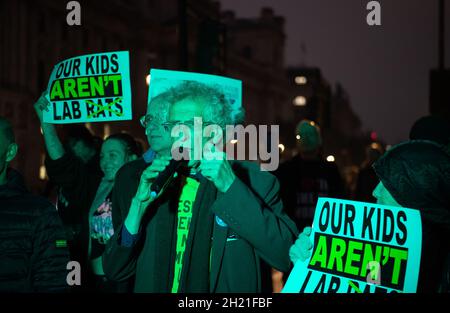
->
xmin=6 ymin=143 xmax=18 ymax=162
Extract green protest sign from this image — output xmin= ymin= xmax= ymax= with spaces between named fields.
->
xmin=44 ymin=51 xmax=132 ymax=124
xmin=147 ymin=69 xmax=242 ymax=119
xmin=283 ymin=197 xmax=422 ymax=293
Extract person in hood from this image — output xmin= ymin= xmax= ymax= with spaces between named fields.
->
xmin=290 ymin=140 xmax=450 ymax=292
xmin=372 ymin=140 xmax=450 ymax=292
xmin=0 ymin=116 xmax=69 ymax=292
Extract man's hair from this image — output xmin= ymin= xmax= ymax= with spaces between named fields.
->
xmin=155 ymin=81 xmax=237 ymax=126
xmin=147 ymin=92 xmax=171 ymax=123
xmin=0 ymin=116 xmax=15 ymax=145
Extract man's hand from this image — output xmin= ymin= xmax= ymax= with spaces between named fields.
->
xmin=124 ymin=155 xmax=171 ymax=234
xmin=289 ymin=227 xmax=313 ymax=264
xmin=199 ymin=152 xmax=236 ymax=193
xmin=33 ymin=92 xmax=50 ymax=124
xmin=135 ymin=156 xmax=172 ymax=203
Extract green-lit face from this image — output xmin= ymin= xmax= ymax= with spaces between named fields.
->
xmin=168 ymin=97 xmax=205 ymax=163
xmin=372 ymin=181 xmax=401 ymax=207
xmin=99 ymin=139 xmax=128 ymax=181
xmin=143 ymin=112 xmax=172 ymax=156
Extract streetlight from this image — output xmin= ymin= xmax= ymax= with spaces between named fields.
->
xmin=278 ymin=144 xmax=285 ymax=153
xmin=295 ymin=76 xmax=307 ymax=85
xmin=293 ymin=96 xmax=307 ymax=106
xmin=146 ymin=74 xmax=151 ymax=86
xmin=326 ymin=155 xmax=335 ymax=162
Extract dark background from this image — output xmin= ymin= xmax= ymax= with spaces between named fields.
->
xmin=0 ymin=0 xmax=448 ymax=193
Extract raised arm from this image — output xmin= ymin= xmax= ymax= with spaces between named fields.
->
xmin=33 ymin=92 xmax=64 ymax=160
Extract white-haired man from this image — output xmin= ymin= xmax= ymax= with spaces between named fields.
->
xmin=103 ymin=81 xmax=298 ymax=292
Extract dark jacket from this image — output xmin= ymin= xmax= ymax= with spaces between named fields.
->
xmin=0 ymin=168 xmax=69 ymax=292
xmin=45 ymin=152 xmax=102 ymax=263
xmin=103 ymin=159 xmax=298 ymax=292
xmin=275 ymin=155 xmax=345 ymax=231
xmin=373 ymin=140 xmax=450 ymax=292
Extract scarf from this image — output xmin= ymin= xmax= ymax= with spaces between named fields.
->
xmin=150 ymin=173 xmax=216 ymax=292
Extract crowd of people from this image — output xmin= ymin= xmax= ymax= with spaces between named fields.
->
xmin=0 ymin=78 xmax=449 ymax=293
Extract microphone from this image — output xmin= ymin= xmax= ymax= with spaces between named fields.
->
xmin=149 ymin=150 xmax=188 ymax=199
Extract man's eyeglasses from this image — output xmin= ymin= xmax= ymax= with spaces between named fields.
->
xmin=140 ymin=115 xmax=216 ymax=131
xmin=161 ymin=120 xmax=215 ymax=130
xmin=140 ymin=115 xmax=164 ymax=129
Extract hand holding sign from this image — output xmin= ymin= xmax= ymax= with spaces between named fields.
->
xmin=289 ymin=227 xmax=313 ymax=263
xmin=283 ymin=198 xmax=422 ymax=293
xmin=33 ymin=92 xmax=51 ymax=124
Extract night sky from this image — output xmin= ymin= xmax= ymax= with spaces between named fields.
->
xmin=219 ymin=0 xmax=450 ymax=145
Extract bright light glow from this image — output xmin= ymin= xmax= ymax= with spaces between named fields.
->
xmin=146 ymin=74 xmax=151 ymax=86
xmin=293 ymin=96 xmax=307 ymax=106
xmin=39 ymin=165 xmax=47 ymax=180
xmin=296 ymin=135 xmax=301 ymax=140
xmin=295 ymin=76 xmax=307 ymax=85
xmin=103 ymin=124 xmax=111 ymax=139
xmin=326 ymin=155 xmax=335 ymax=162
xmin=230 ymin=139 xmax=238 ymax=144
xmin=278 ymin=144 xmax=285 ymax=153
xmin=85 ymin=123 xmax=93 ymax=133
xmin=370 ymin=142 xmax=382 ymax=150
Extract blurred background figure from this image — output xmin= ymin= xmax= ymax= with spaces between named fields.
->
xmin=409 ymin=115 xmax=450 ymax=148
xmin=409 ymin=115 xmax=450 ymax=293
xmin=276 ymin=120 xmax=345 ymax=232
xmin=354 ymin=142 xmax=384 ymax=202
xmin=373 ymin=140 xmax=450 ymax=292
xmin=65 ymin=125 xmax=101 ymax=165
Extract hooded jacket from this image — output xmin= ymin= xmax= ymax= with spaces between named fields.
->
xmin=373 ymin=140 xmax=450 ymax=292
xmin=0 ymin=168 xmax=69 ymax=292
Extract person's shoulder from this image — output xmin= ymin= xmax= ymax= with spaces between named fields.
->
xmin=116 ymin=158 xmax=148 ymax=182
xmin=6 ymin=193 xmax=57 ymax=218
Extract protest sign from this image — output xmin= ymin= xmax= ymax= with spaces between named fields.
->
xmin=283 ymin=197 xmax=422 ymax=293
xmin=44 ymin=51 xmax=132 ymax=124
xmin=146 ymin=69 xmax=242 ymax=120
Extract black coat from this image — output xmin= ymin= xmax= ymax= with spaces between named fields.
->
xmin=103 ymin=159 xmax=299 ymax=292
xmin=0 ymin=168 xmax=69 ymax=292
xmin=45 ymin=152 xmax=102 ymax=264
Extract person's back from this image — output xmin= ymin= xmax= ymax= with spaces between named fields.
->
xmin=0 ymin=114 xmax=71 ymax=293
xmin=354 ymin=143 xmax=384 ymax=202
xmin=276 ymin=155 xmax=344 ymax=231
xmin=0 ymin=168 xmax=69 ymax=292
xmin=275 ymin=120 xmax=344 ymax=231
